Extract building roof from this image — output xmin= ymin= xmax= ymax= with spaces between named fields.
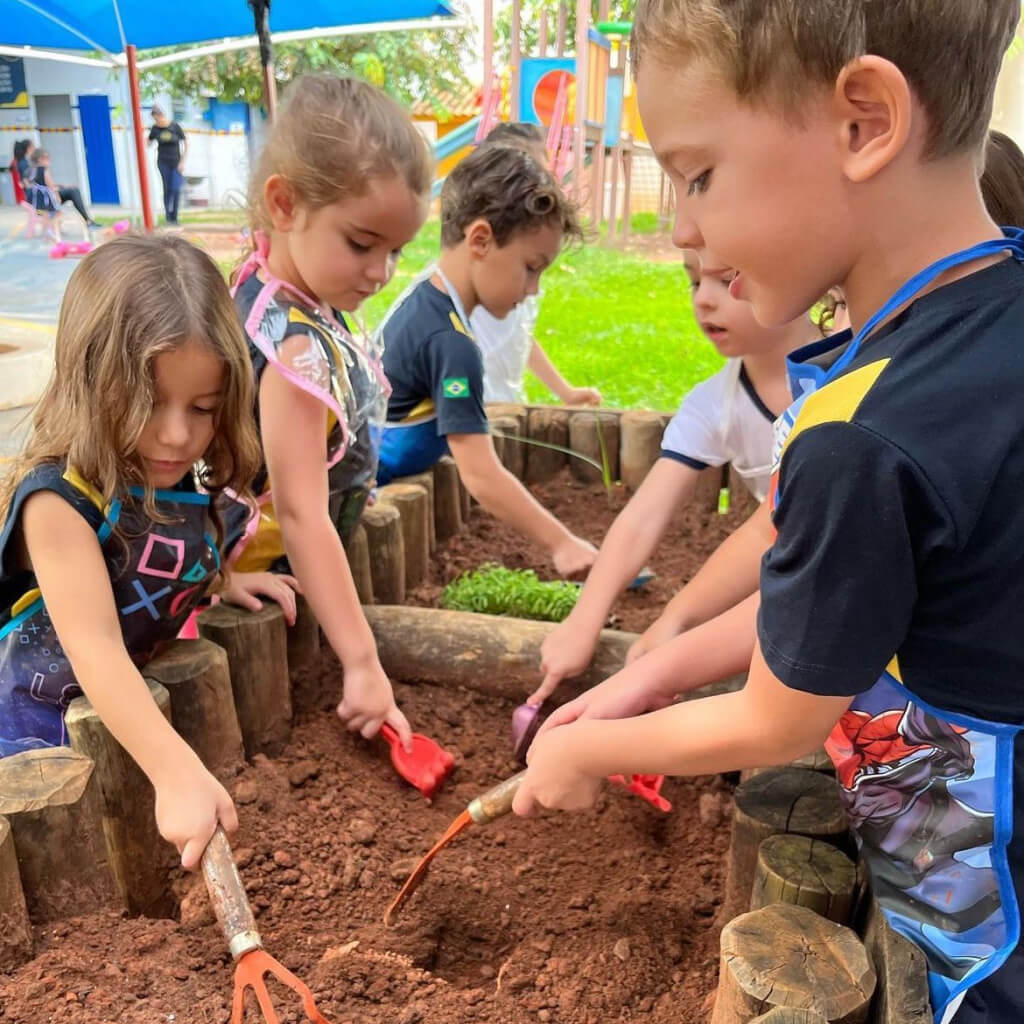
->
xmin=412 ymin=83 xmax=483 ymax=119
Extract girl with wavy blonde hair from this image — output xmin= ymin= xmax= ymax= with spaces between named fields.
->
xmin=0 ymin=234 xmax=292 ymax=870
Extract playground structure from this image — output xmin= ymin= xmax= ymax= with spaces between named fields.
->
xmin=422 ymin=0 xmax=672 ymax=239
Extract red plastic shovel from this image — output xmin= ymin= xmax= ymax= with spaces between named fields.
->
xmin=380 ymin=723 xmax=455 ymax=799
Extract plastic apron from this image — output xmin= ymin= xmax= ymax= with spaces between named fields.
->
xmin=0 ymin=465 xmax=219 ymax=756
xmin=229 ymin=234 xmax=389 ymax=570
xmin=770 ymin=230 xmax=1024 ymax=1024
xmin=376 ymin=268 xmax=475 ymax=485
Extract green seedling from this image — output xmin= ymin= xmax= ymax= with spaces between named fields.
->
xmin=441 ymin=564 xmax=580 ymax=622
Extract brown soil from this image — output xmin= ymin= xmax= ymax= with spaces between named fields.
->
xmin=0 ymin=475 xmax=740 ymax=1024
xmin=409 ymin=469 xmax=749 ymax=635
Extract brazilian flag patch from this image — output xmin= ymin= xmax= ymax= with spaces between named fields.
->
xmin=443 ymin=377 xmax=470 ymax=399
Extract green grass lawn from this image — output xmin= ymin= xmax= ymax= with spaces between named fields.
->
xmin=361 ymin=221 xmax=720 ymax=412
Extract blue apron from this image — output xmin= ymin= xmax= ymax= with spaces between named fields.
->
xmin=0 ymin=465 xmax=219 ymax=756
xmin=771 ymin=230 xmax=1024 ymax=1024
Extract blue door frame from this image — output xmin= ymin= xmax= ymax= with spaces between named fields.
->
xmin=77 ymin=95 xmax=119 ymax=205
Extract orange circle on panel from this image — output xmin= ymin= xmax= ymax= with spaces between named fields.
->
xmin=532 ymin=69 xmax=577 ymax=126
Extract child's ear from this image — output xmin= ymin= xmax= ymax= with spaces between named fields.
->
xmin=264 ymin=174 xmax=298 ymax=231
xmin=833 ymin=56 xmax=913 ymax=184
xmin=466 ymin=218 xmax=496 ymax=258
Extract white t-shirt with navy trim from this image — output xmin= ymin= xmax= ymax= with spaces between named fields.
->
xmin=470 ymin=295 xmax=541 ymax=404
xmin=661 ymin=358 xmax=777 ymax=500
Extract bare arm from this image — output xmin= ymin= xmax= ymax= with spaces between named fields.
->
xmin=533 ymin=459 xmax=700 ymax=701
xmin=515 ymin=636 xmax=850 ymax=814
xmin=22 ymin=492 xmax=236 ymax=868
xmin=179 ymin=133 xmax=188 ymax=170
xmin=259 ymin=364 xmax=411 ymax=742
xmin=447 ymin=431 xmax=596 ymax=577
xmin=526 ymin=339 xmax=600 ymax=405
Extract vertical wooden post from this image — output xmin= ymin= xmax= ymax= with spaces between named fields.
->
xmin=397 ymin=471 xmax=437 ymax=553
xmin=377 ymin=483 xmax=431 ymax=591
xmin=286 ymin=594 xmax=321 ymax=681
xmin=483 ymin=0 xmax=495 ymax=102
xmin=539 ymin=9 xmax=549 ymax=56
xmin=0 ymin=748 xmax=118 ymax=922
xmin=65 ymin=680 xmax=176 ymax=917
xmin=361 ymin=503 xmax=406 ymax=605
xmin=526 ymin=407 xmax=570 ymax=482
xmin=556 ymin=2 xmax=567 ymax=56
xmin=0 ymin=815 xmax=33 ymax=966
xmin=573 ymin=0 xmax=589 ymax=206
xmin=491 ymin=415 xmax=524 ymax=479
xmin=620 ymin=147 xmax=633 ymax=241
xmin=142 ymin=638 xmax=245 ymax=780
xmin=197 ymin=603 xmax=292 ymax=758
xmin=433 ymin=456 xmax=464 ymax=542
xmin=344 ymin=522 xmax=375 ymax=604
xmin=608 ymin=142 xmax=621 ymax=235
xmin=569 ymin=411 xmax=620 ymax=484
xmin=619 ymin=410 xmax=665 ymax=490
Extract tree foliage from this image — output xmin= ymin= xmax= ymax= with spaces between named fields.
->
xmin=494 ymin=0 xmax=634 ymax=67
xmin=141 ymin=21 xmax=474 ymax=108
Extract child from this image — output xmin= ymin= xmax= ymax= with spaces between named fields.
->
xmin=26 ymin=149 xmax=62 ymax=240
xmin=514 ymin=3 xmax=1024 ymax=1022
xmin=534 ymin=248 xmax=819 ymax=702
xmin=231 ymin=74 xmax=431 ymax=746
xmin=0 ymin=234 xmax=294 ymax=869
xmin=375 ymin=143 xmax=597 ymax=577
xmin=470 ymin=123 xmax=602 ymax=407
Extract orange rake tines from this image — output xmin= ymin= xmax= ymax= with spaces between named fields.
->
xmin=202 ymin=827 xmax=333 ymax=1024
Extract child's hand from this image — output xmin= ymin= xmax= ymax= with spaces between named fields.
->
xmin=512 ymin=724 xmax=603 ymax=815
xmin=221 ymin=571 xmax=301 ymax=626
xmin=551 ymin=534 xmax=597 ymax=578
xmin=562 ymin=386 xmax=601 ymax=407
xmin=626 ymin=614 xmax=682 ymax=664
xmin=532 ymin=615 xmax=599 ymax=704
xmin=154 ymin=761 xmax=238 ymax=870
xmin=536 ymin=670 xmax=673 ymax=739
xmin=337 ymin=659 xmax=413 ymax=750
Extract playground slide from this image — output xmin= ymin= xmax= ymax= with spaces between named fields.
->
xmin=431 ymin=115 xmax=482 ymax=197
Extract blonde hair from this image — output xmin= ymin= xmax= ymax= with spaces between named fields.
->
xmin=0 ymin=234 xmax=262 ymax=558
xmin=247 ymin=74 xmax=432 ymax=235
xmin=632 ymin=0 xmax=1020 ymax=159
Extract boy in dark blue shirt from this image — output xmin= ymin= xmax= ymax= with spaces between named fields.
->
xmin=512 ymin=2 xmax=1024 ymax=1021
xmin=377 ymin=145 xmax=596 ymax=577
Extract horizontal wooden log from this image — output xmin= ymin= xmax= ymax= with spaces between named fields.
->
xmin=0 ymin=815 xmax=32 ymax=966
xmin=711 ymin=904 xmax=875 ymax=1024
xmin=65 ymin=680 xmax=175 ymax=917
xmin=364 ymin=606 xmax=744 ymax=705
xmin=0 ymin=747 xmax=117 ymax=922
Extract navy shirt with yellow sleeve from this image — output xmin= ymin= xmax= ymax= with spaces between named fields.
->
xmin=759 ymin=259 xmax=1024 ymax=1024
xmin=376 ymin=278 xmax=489 ymax=484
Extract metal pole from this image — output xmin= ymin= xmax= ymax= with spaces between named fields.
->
xmin=125 ymin=44 xmax=154 ymax=231
xmin=250 ymin=0 xmax=277 ymax=121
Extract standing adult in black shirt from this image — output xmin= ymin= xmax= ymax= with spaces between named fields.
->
xmin=148 ymin=104 xmax=187 ymax=225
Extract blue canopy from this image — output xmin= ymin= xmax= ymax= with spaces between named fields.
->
xmin=1 ymin=0 xmax=455 ymax=54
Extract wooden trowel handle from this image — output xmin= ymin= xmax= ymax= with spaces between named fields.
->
xmin=201 ymin=826 xmax=263 ymax=959
xmin=467 ymin=770 xmax=526 ymax=824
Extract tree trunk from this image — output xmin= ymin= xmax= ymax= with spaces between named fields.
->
xmin=722 ymin=767 xmax=848 ymax=923
xmin=619 ymin=410 xmax=664 ymax=490
xmin=751 ymin=834 xmax=857 ymax=925
xmin=142 ymin=638 xmax=244 ymax=780
xmin=344 ymin=522 xmax=374 ymax=604
xmin=363 ymin=605 xmax=745 ymax=705
xmin=0 ymin=747 xmax=118 ymax=921
xmin=569 ymin=411 xmax=620 ymax=484
xmin=525 ymin=407 xmax=570 ymax=482
xmin=433 ymin=456 xmax=463 ymax=542
xmin=197 ymin=602 xmax=291 ymax=758
xmin=711 ymin=904 xmax=875 ymax=1024
xmin=64 ymin=679 xmax=176 ymax=917
xmin=378 ymin=483 xmax=431 ymax=591
xmin=0 ymin=815 xmax=33 ymax=966
xmin=361 ymin=502 xmax=406 ymax=605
